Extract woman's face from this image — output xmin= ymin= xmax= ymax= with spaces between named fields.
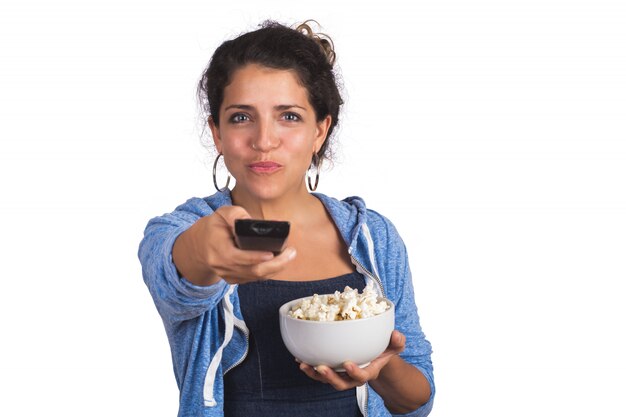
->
xmin=209 ymin=63 xmax=331 ymax=201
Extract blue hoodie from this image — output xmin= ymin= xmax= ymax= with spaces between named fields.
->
xmin=138 ymin=191 xmax=435 ymax=417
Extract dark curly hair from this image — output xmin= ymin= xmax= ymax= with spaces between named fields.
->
xmin=197 ymin=20 xmax=343 ymax=162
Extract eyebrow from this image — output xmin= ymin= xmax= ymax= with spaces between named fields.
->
xmin=224 ymin=104 xmax=307 ymax=112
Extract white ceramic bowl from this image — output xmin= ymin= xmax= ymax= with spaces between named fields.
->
xmin=279 ymin=295 xmax=395 ymax=371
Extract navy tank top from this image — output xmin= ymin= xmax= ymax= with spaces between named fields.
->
xmin=223 ymin=271 xmax=366 ymax=417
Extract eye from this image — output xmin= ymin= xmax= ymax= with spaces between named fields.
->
xmin=282 ymin=112 xmax=301 ymax=122
xmin=229 ymin=113 xmax=250 ymax=123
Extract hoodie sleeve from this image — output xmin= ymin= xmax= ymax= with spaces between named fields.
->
xmin=138 ymin=197 xmax=229 ymax=324
xmin=370 ymin=212 xmax=436 ymax=417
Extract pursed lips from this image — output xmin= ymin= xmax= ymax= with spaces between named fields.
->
xmin=248 ymin=161 xmax=283 ymax=173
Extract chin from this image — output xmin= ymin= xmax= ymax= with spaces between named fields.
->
xmin=239 ymin=180 xmax=285 ymax=201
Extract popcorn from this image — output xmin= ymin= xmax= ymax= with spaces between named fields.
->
xmin=288 ymin=283 xmax=390 ymax=321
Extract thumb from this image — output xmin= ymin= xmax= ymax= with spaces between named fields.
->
xmin=389 ymin=330 xmax=406 ymax=352
xmin=214 ymin=205 xmax=252 ymax=232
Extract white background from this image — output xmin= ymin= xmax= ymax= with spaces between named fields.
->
xmin=1 ymin=0 xmax=625 ymax=416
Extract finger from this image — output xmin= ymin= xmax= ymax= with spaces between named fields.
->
xmin=250 ymin=247 xmax=297 ymax=278
xmin=313 ymin=365 xmax=357 ymax=390
xmin=230 ymin=247 xmax=275 ymax=266
xmin=299 ymin=363 xmax=328 ymax=384
xmin=388 ymin=330 xmax=406 ymax=352
xmin=342 ymin=362 xmax=374 ymax=385
xmin=208 ymin=251 xmax=272 ymax=281
xmin=218 ymin=246 xmax=297 ymax=283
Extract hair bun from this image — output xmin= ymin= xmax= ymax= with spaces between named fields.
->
xmin=295 ymin=20 xmax=336 ymax=67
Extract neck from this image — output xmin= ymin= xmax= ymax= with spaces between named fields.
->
xmin=231 ymin=182 xmax=318 ymax=222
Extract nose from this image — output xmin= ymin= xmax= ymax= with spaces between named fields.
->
xmin=251 ymin=119 xmax=279 ymax=152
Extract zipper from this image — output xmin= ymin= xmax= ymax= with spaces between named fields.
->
xmin=351 ymin=222 xmax=384 ymax=417
xmin=223 ymin=286 xmax=250 ymax=375
xmin=223 ymin=320 xmax=250 ymax=375
xmin=350 ymin=255 xmax=385 ymax=298
xmin=351 ymin=257 xmax=375 ymax=416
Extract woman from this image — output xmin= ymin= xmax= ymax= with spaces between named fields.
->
xmin=138 ymin=20 xmax=435 ymax=417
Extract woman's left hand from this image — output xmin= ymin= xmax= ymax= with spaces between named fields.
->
xmin=298 ymin=330 xmax=406 ymax=390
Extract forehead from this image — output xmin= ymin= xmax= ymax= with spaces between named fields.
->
xmin=222 ymin=64 xmax=311 ymax=107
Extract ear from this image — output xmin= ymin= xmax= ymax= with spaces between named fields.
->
xmin=313 ymin=115 xmax=332 ymax=153
xmin=208 ymin=116 xmax=222 ymax=153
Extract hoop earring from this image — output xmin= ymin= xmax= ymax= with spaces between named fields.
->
xmin=212 ymin=153 xmax=231 ymax=192
xmin=307 ymin=153 xmax=321 ymax=192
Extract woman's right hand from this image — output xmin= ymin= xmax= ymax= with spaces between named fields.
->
xmin=172 ymin=206 xmax=296 ymax=286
